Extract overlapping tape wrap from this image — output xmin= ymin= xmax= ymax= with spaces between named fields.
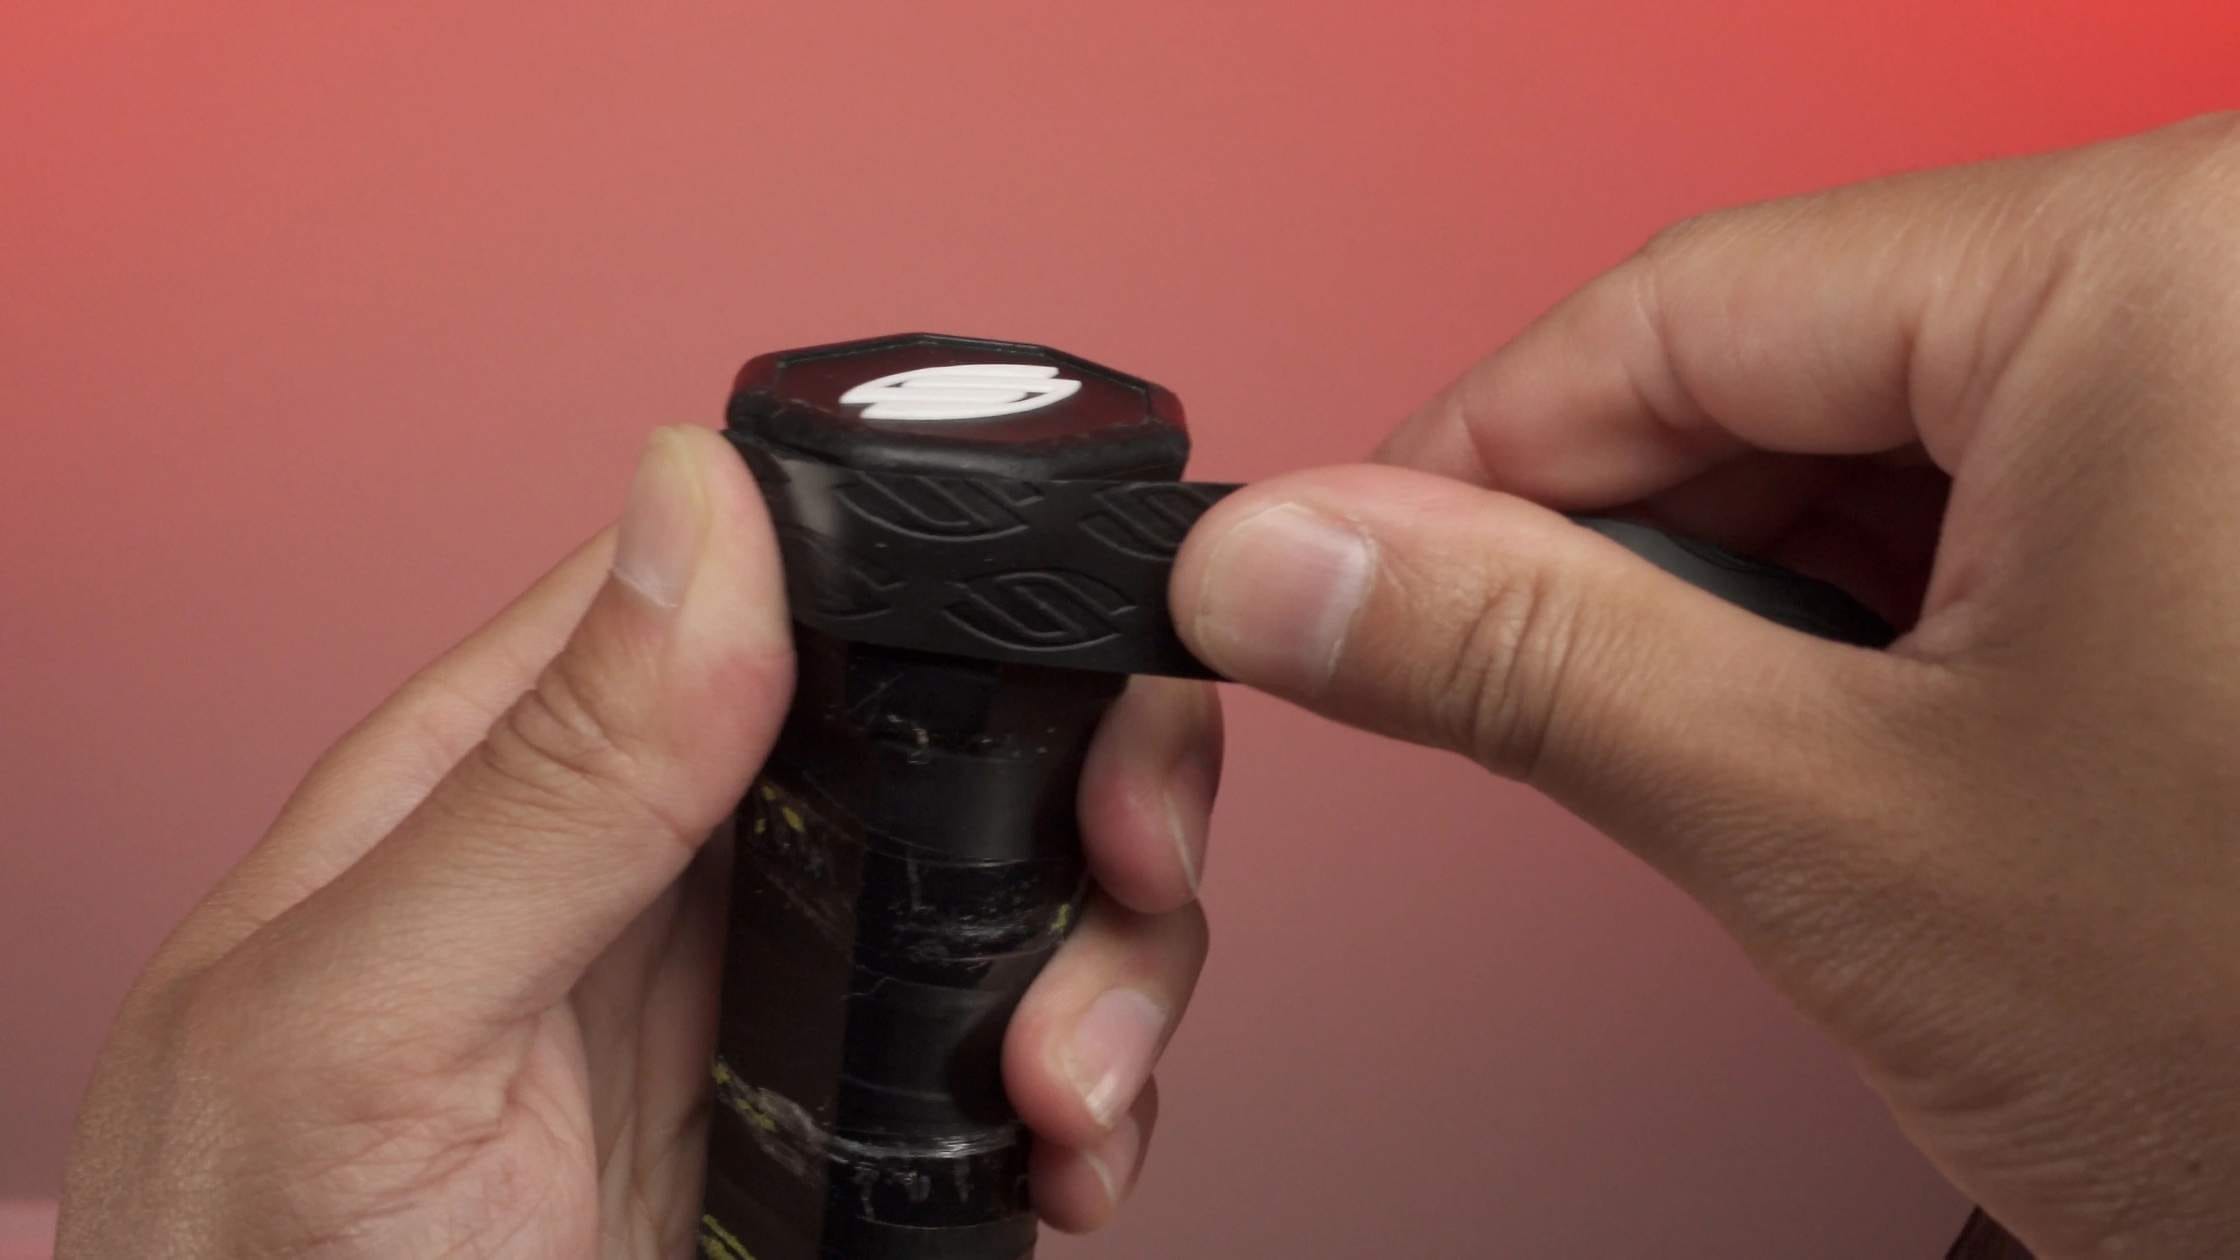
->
xmin=730 ymin=432 xmax=1236 ymax=680
xmin=701 ymin=627 xmax=1117 ymax=1259
xmin=729 ymin=429 xmax=1896 ymax=672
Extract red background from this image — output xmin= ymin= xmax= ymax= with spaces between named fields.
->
xmin=5 ymin=4 xmax=2236 ymax=1255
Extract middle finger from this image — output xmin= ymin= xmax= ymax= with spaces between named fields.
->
xmin=1004 ymin=893 xmax=1211 ymax=1152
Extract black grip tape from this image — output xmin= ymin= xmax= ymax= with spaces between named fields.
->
xmin=732 ymin=430 xmax=1896 ymax=672
xmin=703 ymin=630 xmax=1119 ymax=1260
xmin=1569 ymin=516 xmax=1896 ymax=648
xmin=731 ymin=432 xmax=1226 ymax=678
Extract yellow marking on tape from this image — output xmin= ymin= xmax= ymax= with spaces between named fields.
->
xmin=700 ymin=1213 xmax=755 ymax=1260
xmin=781 ymin=805 xmax=805 ymax=833
xmin=740 ymin=1095 xmax=777 ymax=1132
xmin=712 ymin=1059 xmax=779 ymax=1133
xmin=1051 ymin=901 xmax=1073 ymax=934
xmin=760 ymin=783 xmax=776 ymax=801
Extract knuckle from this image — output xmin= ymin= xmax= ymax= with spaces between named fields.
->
xmin=489 ymin=668 xmax=635 ymax=796
xmin=1636 ymin=202 xmax=1781 ymax=293
xmin=2162 ymin=108 xmax=2240 ymax=176
xmin=1421 ymin=557 xmax=1580 ymax=780
xmin=2167 ymin=115 xmax=2240 ymax=262
xmin=2147 ymin=116 xmax=2240 ymax=232
xmin=2072 ymin=113 xmax=2240 ymax=293
xmin=525 ymin=646 xmax=650 ymax=772
xmin=1618 ymin=215 xmax=1742 ymax=436
xmin=383 ymin=671 xmax=503 ymax=770
xmin=465 ymin=652 xmax=697 ymax=853
xmin=1639 ymin=207 xmax=1725 ymax=262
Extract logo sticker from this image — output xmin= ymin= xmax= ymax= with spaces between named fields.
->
xmin=838 ymin=363 xmax=1081 ymax=421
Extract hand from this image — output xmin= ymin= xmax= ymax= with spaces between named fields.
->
xmin=1172 ymin=114 xmax=2240 ymax=1258
xmin=57 ymin=426 xmax=1217 ymax=1256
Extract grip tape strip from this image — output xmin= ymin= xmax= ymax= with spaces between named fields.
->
xmin=731 ymin=432 xmax=1896 ymax=678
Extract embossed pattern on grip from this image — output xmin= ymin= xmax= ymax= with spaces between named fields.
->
xmin=730 ymin=432 xmax=1234 ymax=677
xmin=733 ymin=429 xmax=1899 ymax=673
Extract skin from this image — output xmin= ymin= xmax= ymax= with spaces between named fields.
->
xmin=57 ymin=426 xmax=1217 ymax=1256
xmin=1171 ymin=114 xmax=2240 ymax=1257
xmin=60 ymin=114 xmax=2240 ymax=1258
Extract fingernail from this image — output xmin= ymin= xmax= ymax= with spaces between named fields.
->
xmin=1163 ymin=753 xmax=1214 ymax=897
xmin=1062 ymin=989 xmax=1167 ymax=1128
xmin=612 ymin=427 xmax=708 ymax=609
xmin=1079 ymin=1144 xmax=1123 ymax=1212
xmin=1192 ymin=503 xmax=1374 ymax=692
xmin=1079 ymin=1109 xmax=1143 ymax=1212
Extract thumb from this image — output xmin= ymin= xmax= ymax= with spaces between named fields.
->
xmin=1172 ymin=465 xmax=1917 ymax=885
xmin=238 ymin=424 xmax=793 ymax=1032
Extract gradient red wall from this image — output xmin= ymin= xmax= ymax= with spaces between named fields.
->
xmin=5 ymin=4 xmax=2236 ymax=1255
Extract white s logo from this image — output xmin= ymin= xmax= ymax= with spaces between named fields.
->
xmin=839 ymin=363 xmax=1081 ymax=421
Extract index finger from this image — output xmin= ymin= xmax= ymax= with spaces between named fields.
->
xmin=1374 ymin=138 xmax=2101 ymax=506
xmin=149 ymin=531 xmax=617 ymax=988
